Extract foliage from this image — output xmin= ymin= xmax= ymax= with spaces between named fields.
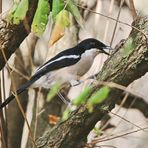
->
xmin=31 ymin=0 xmax=50 ymax=36
xmin=47 ymin=82 xmax=61 ymax=102
xmin=66 ymin=0 xmax=83 ymax=26
xmin=7 ymin=0 xmax=28 ymax=24
xmin=52 ymin=0 xmax=65 ymax=21
xmin=62 ymin=108 xmax=71 ymax=121
xmin=6 ymin=0 xmax=82 ymax=38
xmin=73 ymin=86 xmax=93 ymax=105
xmin=49 ymin=9 xmax=70 ymax=45
xmin=87 ymin=86 xmax=110 ymax=112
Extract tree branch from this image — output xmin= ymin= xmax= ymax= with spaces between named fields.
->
xmin=117 ymin=94 xmax=148 ymax=118
xmin=36 ymin=16 xmax=148 ymax=148
xmin=0 ymin=0 xmax=38 ymax=70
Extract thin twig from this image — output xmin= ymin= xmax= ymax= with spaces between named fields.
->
xmin=110 ymin=0 xmax=125 ymax=46
xmin=12 ymin=92 xmax=37 ymax=148
xmin=129 ymin=0 xmax=137 ymax=19
xmin=99 ymin=93 xmax=129 ymax=132
xmin=0 ymin=119 xmax=7 ymax=148
xmin=92 ymin=126 xmax=148 ymax=143
xmin=93 ymin=81 xmax=148 ymax=101
xmin=0 ymin=69 xmax=8 ymax=148
xmin=110 ymin=111 xmax=147 ymax=132
xmin=33 ymin=88 xmax=42 ymax=139
xmin=9 ymin=65 xmax=30 ymax=80
xmin=103 ymin=0 xmax=115 ymax=42
xmin=81 ymin=76 xmax=148 ymax=101
xmin=0 ymin=49 xmax=38 ymax=148
xmin=75 ymin=3 xmax=148 ymax=45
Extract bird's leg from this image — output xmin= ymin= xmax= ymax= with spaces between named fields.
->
xmin=69 ymin=74 xmax=98 ymax=87
xmin=57 ymin=92 xmax=72 ymax=106
xmin=59 ymin=74 xmax=98 ymax=106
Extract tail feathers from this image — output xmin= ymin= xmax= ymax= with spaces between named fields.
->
xmin=0 ymin=94 xmax=16 ymax=109
xmin=0 ymin=80 xmax=33 ymax=110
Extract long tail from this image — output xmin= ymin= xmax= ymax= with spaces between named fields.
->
xmin=0 ymin=79 xmax=35 ymax=110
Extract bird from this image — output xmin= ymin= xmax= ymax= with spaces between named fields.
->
xmin=0 ymin=38 xmax=111 ymax=109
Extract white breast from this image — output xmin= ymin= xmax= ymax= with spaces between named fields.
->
xmin=66 ymin=49 xmax=99 ymax=76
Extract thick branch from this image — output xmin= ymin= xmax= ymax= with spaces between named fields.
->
xmin=0 ymin=0 xmax=38 ymax=70
xmin=36 ymin=16 xmax=148 ymax=148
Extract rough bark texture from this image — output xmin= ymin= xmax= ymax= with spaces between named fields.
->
xmin=36 ymin=16 xmax=148 ymax=148
xmin=0 ymin=0 xmax=38 ymax=70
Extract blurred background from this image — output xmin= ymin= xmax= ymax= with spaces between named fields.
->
xmin=1 ymin=0 xmax=148 ymax=148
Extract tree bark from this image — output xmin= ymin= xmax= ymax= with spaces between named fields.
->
xmin=0 ymin=0 xmax=38 ymax=70
xmin=36 ymin=16 xmax=148 ymax=148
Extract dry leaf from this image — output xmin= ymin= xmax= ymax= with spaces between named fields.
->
xmin=48 ymin=114 xmax=60 ymax=125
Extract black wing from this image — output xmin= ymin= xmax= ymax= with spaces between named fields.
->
xmin=31 ymin=55 xmax=80 ymax=81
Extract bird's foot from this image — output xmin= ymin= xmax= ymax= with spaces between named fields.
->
xmin=57 ymin=92 xmax=71 ymax=105
xmin=70 ymin=80 xmax=82 ymax=87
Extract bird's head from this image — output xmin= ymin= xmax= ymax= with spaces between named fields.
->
xmin=77 ymin=38 xmax=112 ymax=55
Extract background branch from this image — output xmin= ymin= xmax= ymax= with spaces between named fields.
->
xmin=0 ymin=0 xmax=38 ymax=70
xmin=117 ymin=93 xmax=148 ymax=118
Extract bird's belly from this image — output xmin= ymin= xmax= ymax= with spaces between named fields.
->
xmin=31 ymin=72 xmax=56 ymax=88
xmin=31 ymin=68 xmax=78 ymax=89
xmin=67 ymin=56 xmax=94 ymax=76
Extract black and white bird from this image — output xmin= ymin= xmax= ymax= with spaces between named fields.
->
xmin=0 ymin=38 xmax=111 ymax=109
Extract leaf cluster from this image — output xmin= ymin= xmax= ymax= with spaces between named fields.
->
xmin=7 ymin=0 xmax=83 ymax=40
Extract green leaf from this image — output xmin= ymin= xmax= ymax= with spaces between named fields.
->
xmin=73 ymin=86 xmax=93 ymax=105
xmin=56 ymin=10 xmax=70 ymax=27
xmin=93 ymin=127 xmax=101 ymax=136
xmin=62 ymin=108 xmax=71 ymax=121
xmin=7 ymin=2 xmax=19 ymax=23
xmin=31 ymin=0 xmax=50 ymax=36
xmin=87 ymin=86 xmax=110 ymax=112
xmin=52 ymin=0 xmax=65 ymax=22
xmin=66 ymin=0 xmax=83 ymax=27
xmin=46 ymin=82 xmax=61 ymax=102
xmin=6 ymin=0 xmax=28 ymax=24
xmin=13 ymin=0 xmax=29 ymax=24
